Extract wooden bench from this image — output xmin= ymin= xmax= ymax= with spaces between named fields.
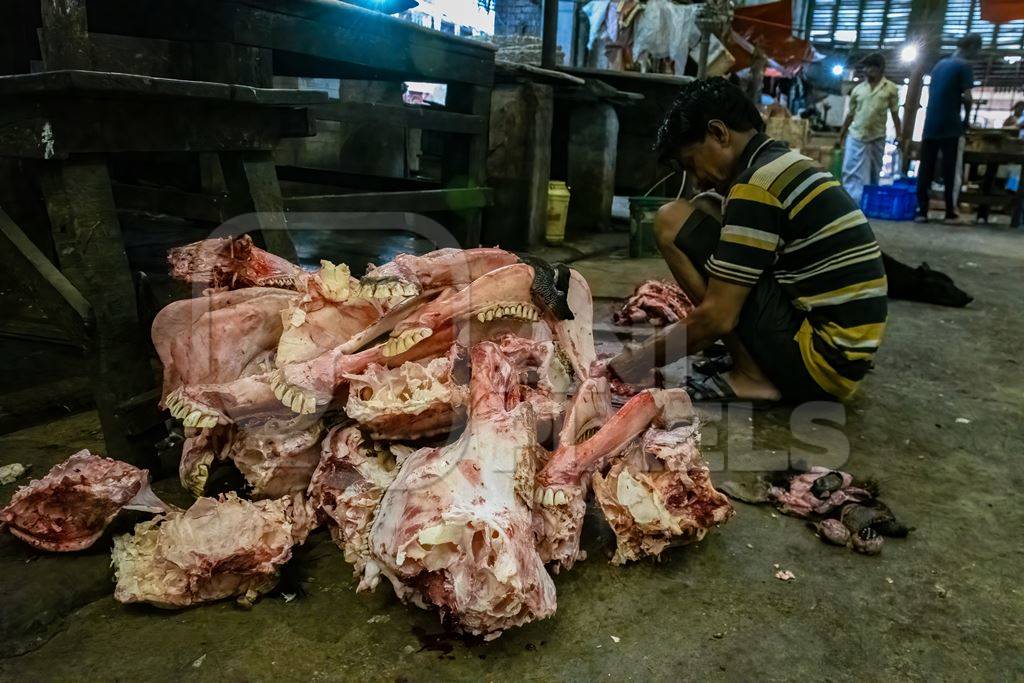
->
xmin=0 ymin=69 xmax=324 ymax=461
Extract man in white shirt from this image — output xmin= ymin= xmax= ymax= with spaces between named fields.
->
xmin=839 ymin=53 xmax=903 ymax=204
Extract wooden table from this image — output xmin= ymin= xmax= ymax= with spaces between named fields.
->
xmin=961 ymin=134 xmax=1024 ymax=227
xmin=0 ymin=69 xmax=324 ymax=462
xmin=3 ymin=0 xmax=498 ymax=247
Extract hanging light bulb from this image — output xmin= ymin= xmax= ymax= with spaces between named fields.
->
xmin=900 ymin=45 xmax=919 ymax=63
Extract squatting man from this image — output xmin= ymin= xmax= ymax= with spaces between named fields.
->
xmin=600 ymin=78 xmax=888 ymax=406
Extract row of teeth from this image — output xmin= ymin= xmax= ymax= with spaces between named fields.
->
xmin=318 ymin=260 xmax=350 ymax=301
xmin=184 ymin=464 xmax=209 ymax=497
xmin=166 ymin=391 xmax=221 ymax=428
xmin=382 ymin=327 xmax=432 ymax=357
xmin=476 ymin=302 xmax=539 ymax=323
xmin=261 ymin=277 xmax=295 ymax=289
xmin=270 ymin=370 xmax=319 ymax=414
xmin=534 ymin=487 xmax=569 ymax=506
xmin=354 ymin=280 xmax=419 ymax=300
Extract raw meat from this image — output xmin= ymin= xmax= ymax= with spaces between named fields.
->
xmin=168 ymin=235 xmax=304 ymax=290
xmin=151 ymin=287 xmax=298 ymax=402
xmin=592 ymin=425 xmax=733 ymax=564
xmin=307 ymin=425 xmax=407 ymax=590
xmin=613 ymin=279 xmax=693 ymax=327
xmin=366 ymin=342 xmax=557 ymax=636
xmin=344 ymin=344 xmax=468 ymax=440
xmin=225 ymin=417 xmax=324 ymax=498
xmin=1 ymin=450 xmax=169 ymax=552
xmin=356 ymin=247 xmax=518 ymax=300
xmin=112 ymin=493 xmax=312 ymax=608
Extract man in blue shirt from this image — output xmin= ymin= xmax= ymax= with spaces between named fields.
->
xmin=916 ymin=33 xmax=981 ymax=223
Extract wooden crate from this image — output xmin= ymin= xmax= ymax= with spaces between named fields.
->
xmin=766 ymin=117 xmax=809 ymax=151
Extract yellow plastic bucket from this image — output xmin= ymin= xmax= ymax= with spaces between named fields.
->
xmin=546 ymin=181 xmax=570 ymax=245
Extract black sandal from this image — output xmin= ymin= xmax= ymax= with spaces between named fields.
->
xmin=692 ymin=354 xmax=733 ymax=376
xmin=684 ymin=373 xmax=778 ymax=409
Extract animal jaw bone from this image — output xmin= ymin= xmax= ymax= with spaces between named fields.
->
xmin=475 ymin=302 xmax=540 ymax=323
xmin=166 ymin=389 xmax=225 ymax=428
xmin=354 ymin=278 xmax=420 ymax=302
xmin=315 ymin=260 xmax=352 ymax=302
xmin=270 ymin=370 xmax=319 ymax=415
xmin=381 ymin=327 xmax=433 ymax=357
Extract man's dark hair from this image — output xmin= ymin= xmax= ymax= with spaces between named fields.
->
xmin=957 ymin=33 xmax=982 ymax=52
xmin=859 ymin=52 xmax=885 ymax=70
xmin=654 ymin=77 xmax=764 ymax=162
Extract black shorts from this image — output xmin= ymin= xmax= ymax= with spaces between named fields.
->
xmin=675 ymin=209 xmax=832 ymax=402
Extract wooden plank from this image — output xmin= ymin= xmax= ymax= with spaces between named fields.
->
xmin=86 ymin=33 xmax=194 ymax=79
xmin=276 ymin=165 xmax=438 ymax=192
xmin=310 ymin=102 xmax=486 ymax=134
xmin=0 ymin=70 xmax=328 ymax=105
xmin=0 ymin=206 xmax=92 ymax=345
xmin=284 ymin=187 xmax=492 ymax=213
xmin=38 ymin=156 xmax=158 ymax=463
xmin=39 ymin=0 xmax=92 ymax=69
xmin=220 ymin=150 xmax=298 ymax=261
xmin=0 ymin=318 xmax=76 ymax=346
xmin=0 ymin=99 xmax=316 ymax=158
xmin=226 ymin=3 xmax=496 ymax=86
xmin=84 ymin=0 xmax=496 ymax=85
xmin=111 ymin=183 xmax=226 ymax=222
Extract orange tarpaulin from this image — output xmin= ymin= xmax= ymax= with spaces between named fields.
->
xmin=730 ymin=0 xmax=820 ymax=76
xmin=981 ymin=0 xmax=1024 ymax=23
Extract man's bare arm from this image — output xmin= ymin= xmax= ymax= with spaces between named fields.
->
xmin=608 ymin=278 xmax=753 ymax=383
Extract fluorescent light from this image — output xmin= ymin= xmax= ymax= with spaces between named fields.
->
xmin=900 ymin=45 xmax=918 ymax=63
xmin=831 ymin=63 xmax=845 ymax=76
xmin=834 ymin=30 xmax=858 ymax=43
xmin=1004 ymin=55 xmax=1022 ymax=65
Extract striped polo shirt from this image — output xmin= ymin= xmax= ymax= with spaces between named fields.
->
xmin=707 ymin=133 xmax=888 ymax=399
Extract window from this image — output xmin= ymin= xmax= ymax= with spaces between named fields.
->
xmin=807 ymin=0 xmax=912 ymax=49
xmin=942 ymin=0 xmax=1024 ymax=50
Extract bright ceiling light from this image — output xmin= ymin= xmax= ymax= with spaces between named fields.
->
xmin=831 ymin=63 xmax=845 ymax=76
xmin=834 ymin=30 xmax=857 ymax=43
xmin=900 ymin=45 xmax=918 ymax=63
xmin=1004 ymin=55 xmax=1022 ymax=65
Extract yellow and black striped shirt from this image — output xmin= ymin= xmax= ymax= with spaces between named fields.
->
xmin=708 ymin=134 xmax=888 ymax=399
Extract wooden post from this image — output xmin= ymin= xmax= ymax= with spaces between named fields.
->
xmin=220 ymin=151 xmax=299 ymax=261
xmin=38 ymin=156 xmax=158 ymax=464
xmin=541 ymin=0 xmax=559 ymax=68
xmin=39 ymin=0 xmax=92 ymax=69
xmin=901 ymin=0 xmax=949 ymax=173
xmin=567 ymin=101 xmax=618 ymax=233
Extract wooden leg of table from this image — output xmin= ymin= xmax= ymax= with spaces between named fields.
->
xmin=38 ymin=156 xmax=159 ymax=464
xmin=39 ymin=0 xmax=92 ymax=69
xmin=220 ymin=151 xmax=298 ymax=262
xmin=977 ymin=162 xmax=998 ymax=222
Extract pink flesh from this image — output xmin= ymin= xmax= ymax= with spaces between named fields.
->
xmin=0 ymin=450 xmax=168 ymax=552
xmin=592 ymin=426 xmax=733 ymax=564
xmin=363 ymin=247 xmax=518 ymax=290
xmin=344 ymin=344 xmax=468 ymax=440
xmin=391 ymin=263 xmax=535 ymax=337
xmin=612 ymin=279 xmax=694 ymax=327
xmin=367 ymin=342 xmax=556 ymax=635
xmin=539 ymin=388 xmax=692 ymax=487
xmin=168 ymin=235 xmax=304 ymax=289
xmin=152 ymin=288 xmax=298 ymax=400
xmin=111 ymin=493 xmax=309 ymax=608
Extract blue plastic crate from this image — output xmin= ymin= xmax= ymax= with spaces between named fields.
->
xmin=861 ymin=184 xmax=916 ymax=221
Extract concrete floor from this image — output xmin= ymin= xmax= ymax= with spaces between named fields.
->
xmin=1 ymin=220 xmax=1022 ymax=681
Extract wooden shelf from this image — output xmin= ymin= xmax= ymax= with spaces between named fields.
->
xmin=284 ymin=187 xmax=492 ymax=213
